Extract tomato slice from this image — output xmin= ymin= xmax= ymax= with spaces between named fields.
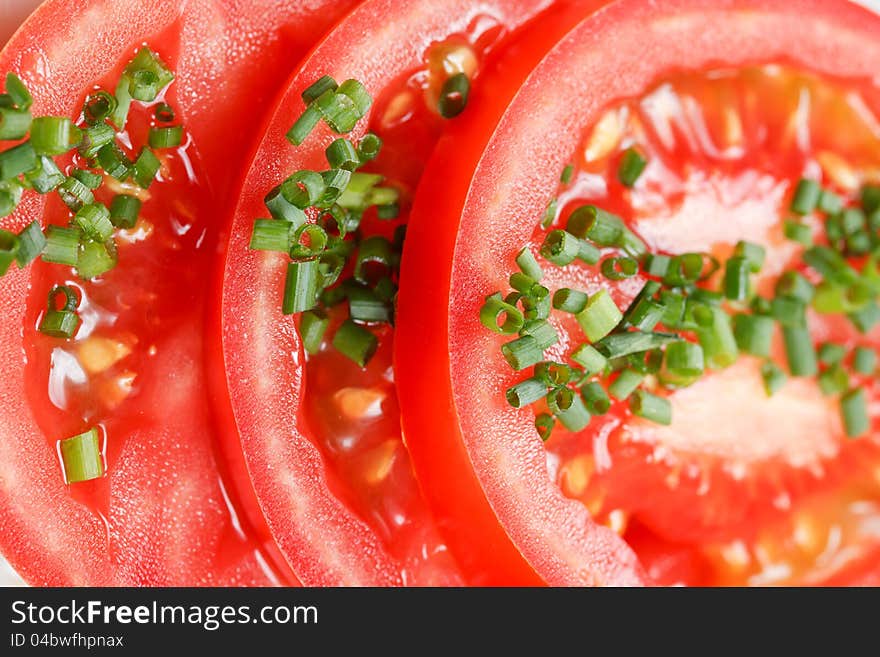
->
xmin=0 ymin=0 xmax=358 ymax=586
xmin=396 ymin=0 xmax=880 ymax=585
xmin=213 ymin=0 xmax=579 ymax=585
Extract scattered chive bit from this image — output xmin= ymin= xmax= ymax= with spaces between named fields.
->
xmin=438 ymin=73 xmax=470 ymax=119
xmin=38 ymin=285 xmax=81 ymax=338
xmin=59 ymin=427 xmax=104 ymax=484
xmin=286 ymin=76 xmax=373 ymax=145
xmin=853 ymin=346 xmax=877 ymax=375
xmin=840 ymin=388 xmax=869 ymax=438
xmin=560 ymin=164 xmax=574 ymax=185
xmin=617 ymin=147 xmax=647 ymax=187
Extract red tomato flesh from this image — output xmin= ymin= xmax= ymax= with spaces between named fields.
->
xmin=0 ymin=0 xmax=359 ymax=586
xmin=396 ymin=0 xmax=880 ymax=585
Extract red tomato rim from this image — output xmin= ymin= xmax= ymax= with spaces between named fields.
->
xmin=396 ymin=0 xmax=880 ymax=586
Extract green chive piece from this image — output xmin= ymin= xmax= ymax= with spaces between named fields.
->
xmin=109 ymin=194 xmax=141 ymax=229
xmin=133 ymin=148 xmax=161 ymax=188
xmin=73 ymin=203 xmax=113 ymax=241
xmin=250 ymin=219 xmax=293 ymax=252
xmin=601 ymin=256 xmax=638 ymax=281
xmin=623 ymin=297 xmax=665 ymax=333
xmin=580 ymin=382 xmax=610 ymax=415
xmin=313 ymin=88 xmax=359 ymax=134
xmin=124 ymin=47 xmax=174 ymax=102
xmin=38 ymin=285 xmax=80 ymax=338
xmin=723 ymin=256 xmax=751 ymax=301
xmin=506 ymin=378 xmax=547 ymax=408
xmin=782 ymin=325 xmax=818 ymax=377
xmin=82 ymin=90 xmax=116 ymax=125
xmin=438 ymin=73 xmax=470 ymax=119
xmin=553 ymin=392 xmax=592 ymax=432
xmin=357 ymin=133 xmax=382 ymax=163
xmin=644 ymin=253 xmax=671 ymax=278
xmin=509 ymin=273 xmax=545 ymax=299
xmin=96 ymin=142 xmax=132 ymax=181
xmin=59 ymin=427 xmax=104 ymax=483
xmin=287 ymin=105 xmax=322 ymax=145
xmin=617 ymin=147 xmax=647 ymax=187
xmin=79 ymin=122 xmax=115 ymax=159
xmin=853 ymin=346 xmax=877 ymax=375
xmin=540 ymin=230 xmax=581 ymax=267
xmin=111 ymin=76 xmax=132 ymax=130
xmin=481 ymin=293 xmax=524 ymax=334
xmin=783 ymin=219 xmax=813 ymax=246
xmin=803 ymin=246 xmax=858 ymax=285
xmin=576 ymin=290 xmax=622 ymax=342
xmin=663 ymin=252 xmax=714 ymax=286
xmin=5 ymin=73 xmax=32 ymax=110
xmin=841 ymin=208 xmax=866 ymax=235
xmin=535 ymin=413 xmax=555 ymax=441
xmin=734 ymin=241 xmax=766 ymax=273
xmin=540 ymin=198 xmax=558 ymax=229
xmin=333 ymin=320 xmax=379 ymax=367
xmin=561 ymin=164 xmax=574 ymax=184
xmin=72 ymin=168 xmax=102 ymax=190
xmin=659 ymin=290 xmax=686 ymax=328
xmin=818 ymin=342 xmax=847 ymax=366
xmin=282 ymin=259 xmax=320 ymax=314
xmin=30 ymin=117 xmax=78 ymax=155
xmin=154 ymin=102 xmax=175 ymax=123
xmin=354 ymin=236 xmax=392 ymax=283
xmin=148 ymin=125 xmax=183 ymax=149
xmin=661 ymin=341 xmax=704 ymax=388
xmin=571 ymin=343 xmax=607 ymax=376
xmin=265 ymin=187 xmax=308 ymax=227
xmin=15 ymin=220 xmax=46 ymax=267
xmin=860 ymin=184 xmax=880 ymax=213
xmin=594 ymin=331 xmax=679 ymax=360
xmin=534 ymin=361 xmax=573 ymax=387
xmin=25 ymin=155 xmax=65 ymax=193
xmin=790 ymin=178 xmax=821 ymax=214
xmin=552 ymin=288 xmax=588 ymax=314
xmin=771 ymin=296 xmax=807 ymax=328
xmin=302 ymin=76 xmax=338 ymax=104
xmin=519 ymin=291 xmax=551 ymax=321
xmin=325 ymin=138 xmax=359 ymax=171
xmin=609 ymin=368 xmax=645 ymax=401
xmin=0 ymin=230 xmax=18 ymax=275
xmin=818 ymin=365 xmax=849 ymax=396
xmin=629 ymin=389 xmax=672 ymax=425
xmin=849 ymin=301 xmax=880 ymax=334
xmin=281 ymin=170 xmax=325 ymax=209
xmin=566 ymin=205 xmax=622 ymax=245
xmin=57 ymin=177 xmax=94 ymax=212
xmin=733 ymin=313 xmax=774 ymax=358
xmin=818 ymin=189 xmax=843 ymax=214
xmin=348 ymin=285 xmax=391 ymax=323
xmin=515 ymin=247 xmax=543 ymax=281
xmin=41 ymin=225 xmax=81 ymax=266
xmin=76 ymin=239 xmax=117 ymax=279
xmin=520 ymin=319 xmax=558 ymax=350
xmin=775 ymin=271 xmax=814 ymax=304
xmin=694 ymin=306 xmax=739 ymax=369
xmin=841 ymin=388 xmax=870 ymax=438
xmin=501 ymin=335 xmax=544 ymax=371
xmin=0 ymin=107 xmax=31 ymax=140
xmin=0 ymin=140 xmax=36 ymax=179
xmin=761 ymin=361 xmax=787 ymax=397
xmin=577 ymin=240 xmax=601 ymax=265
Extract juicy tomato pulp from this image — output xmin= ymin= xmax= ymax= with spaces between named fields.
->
xmin=20 ymin=46 xmax=283 ymax=584
xmin=298 ymin=25 xmax=519 ymax=585
xmin=540 ymin=66 xmax=880 ymax=585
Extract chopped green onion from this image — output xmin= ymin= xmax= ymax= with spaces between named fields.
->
xmin=316 ymin=168 xmax=351 ymax=207
xmin=818 ymin=365 xmax=849 ymax=396
xmin=576 ymin=290 xmax=622 ymax=342
xmin=57 ymin=177 xmax=94 ymax=212
xmin=861 ymin=184 xmax=880 ymax=213
xmin=250 ymin=219 xmax=293 ymax=252
xmin=775 ymin=271 xmax=814 ymax=304
xmin=109 ymin=194 xmax=141 ymax=229
xmin=630 ymin=390 xmax=672 ymax=425
xmin=13 ymin=220 xmax=44 ymax=267
xmin=96 ymin=142 xmax=132 ymax=180
xmin=594 ymin=330 xmax=678 ymax=360
xmin=818 ymin=342 xmax=847 ymax=366
xmin=733 ymin=241 xmax=766 ymax=273
xmin=782 ymin=325 xmax=817 ymax=377
xmin=281 ymin=170 xmax=325 ymax=209
xmin=644 ymin=253 xmax=671 ymax=278
xmin=853 ymin=346 xmax=876 ymax=375
xmin=76 ymin=239 xmax=117 ymax=279
xmin=357 ymin=133 xmax=382 ymax=163
xmin=0 ymin=107 xmax=31 ymax=140
xmin=286 ymin=105 xmax=321 ymax=145
xmin=299 ymin=309 xmax=329 ymax=355
xmin=111 ymin=76 xmax=132 ymax=130
xmin=790 ymin=178 xmax=821 ymax=214
xmin=73 ymin=203 xmax=113 ymax=241
xmin=78 ymin=122 xmax=115 ymax=159
xmin=811 ymin=281 xmax=867 ymax=315
xmin=313 ymin=88 xmax=360 ymax=134
xmin=0 ymin=230 xmax=18 ymax=275
xmin=601 ymin=256 xmax=638 ymax=280
xmin=534 ymin=361 xmax=573 ymax=387
xmin=571 ymin=343 xmax=607 ymax=375
xmin=148 ymin=125 xmax=183 ymax=149
xmin=282 ymin=259 xmax=320 ymax=314
xmin=506 ymin=377 xmax=547 ymax=408
xmin=38 ymin=285 xmax=80 ymax=338
xmin=661 ymin=340 xmax=704 ymax=388
xmin=783 ymin=219 xmax=813 ymax=246
xmin=577 ymin=240 xmax=601 ymax=265
xmin=354 ymin=236 xmax=392 ymax=283
xmin=694 ymin=306 xmax=739 ymax=369
xmin=841 ymin=208 xmax=865 ymax=235
xmin=580 ymin=382 xmax=610 ymax=415
xmin=515 ymin=247 xmax=543 ymax=281
xmin=302 ymin=76 xmax=338 ymax=104
xmin=154 ymin=103 xmax=175 ymax=123
xmin=761 ymin=361 xmax=787 ymax=397
xmin=846 ymin=230 xmax=872 ymax=255
xmin=83 ymin=90 xmax=117 ymax=124
xmin=325 ymin=138 xmax=359 ymax=171
xmin=540 ymin=230 xmax=580 ymax=266
xmin=501 ymin=335 xmax=544 ymax=371
xmin=609 ymin=368 xmax=644 ymax=401
xmin=480 ymin=293 xmax=524 ymax=334
xmin=561 ymin=164 xmax=574 ymax=184
xmin=25 ymin=155 xmax=65 ymax=193
xmin=348 ymin=285 xmax=392 ymax=323
xmin=818 ymin=189 xmax=843 ymax=214
xmin=553 ymin=392 xmax=591 ymax=432
xmin=0 ymin=140 xmax=36 ymax=179
xmin=841 ymin=388 xmax=869 ymax=438
xmin=803 ymin=246 xmax=858 ymax=285
xmin=71 ymin=168 xmax=102 ymax=190
xmin=509 ymin=273 xmax=545 ymax=298
xmin=663 ymin=252 xmax=715 ymax=286
xmin=5 ymin=73 xmax=31 ymax=110
xmin=124 ymin=47 xmax=174 ymax=102
xmin=732 ymin=313 xmax=774 ymax=358
xmin=59 ymin=428 xmax=104 ymax=484
xmin=535 ymin=413 xmax=555 ymax=441
xmin=659 ymin=290 xmax=686 ymax=327
xmin=623 ymin=288 xmax=665 ymax=332
xmin=438 ymin=73 xmax=470 ymax=119
xmin=289 ymin=223 xmax=328 ymax=260
xmin=771 ymin=295 xmax=807 ymax=328
xmin=540 ymin=198 xmax=558 ymax=229
xmin=264 ymin=186 xmax=307 ymax=226
xmin=552 ymin=288 xmax=589 ymax=314
xmin=132 ymin=148 xmax=161 ymax=188
xmin=722 ymin=256 xmax=750 ymax=301
xmin=617 ymin=147 xmax=647 ymax=187
xmin=566 ymin=205 xmax=622 ymax=245
xmin=849 ymin=301 xmax=880 ymax=334
xmin=30 ymin=116 xmax=79 ymax=156
xmin=520 ymin=319 xmax=558 ymax=350
xmin=41 ymin=225 xmax=80 ymax=266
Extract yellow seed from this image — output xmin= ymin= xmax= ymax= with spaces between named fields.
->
xmin=99 ymin=370 xmax=136 ymax=409
xmin=334 ymin=386 xmax=386 ymax=420
xmin=722 ymin=105 xmax=744 ymax=147
xmin=362 ymin=440 xmax=399 ymax=486
xmin=424 ymin=42 xmax=478 ymax=113
xmin=559 ymin=454 xmax=594 ymax=498
xmin=603 ymin=509 xmax=629 ymax=535
xmin=103 ymin=175 xmax=152 ymax=202
xmin=381 ymin=90 xmax=416 ymax=130
xmin=816 ymin=151 xmax=860 ymax=191
xmin=76 ymin=336 xmax=132 ymax=375
xmin=116 ymin=218 xmax=154 ymax=244
xmin=792 ymin=511 xmax=827 ymax=558
xmin=583 ymin=109 xmax=626 ymax=163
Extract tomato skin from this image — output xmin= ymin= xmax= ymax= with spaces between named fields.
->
xmin=214 ymin=0 xmax=568 ymax=585
xmin=0 ymin=0 xmax=359 ymax=586
xmin=396 ymin=0 xmax=880 ymax=586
